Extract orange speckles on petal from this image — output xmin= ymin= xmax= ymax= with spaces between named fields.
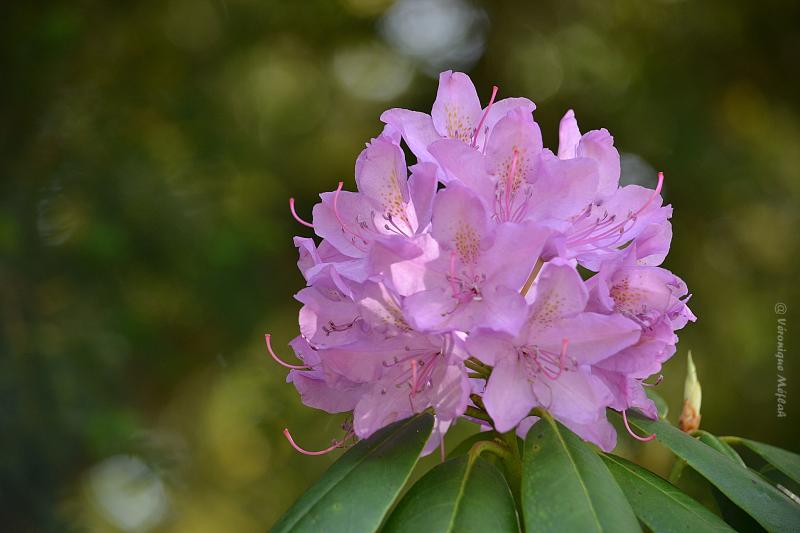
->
xmin=379 ymin=168 xmax=411 ymax=228
xmin=453 ymin=222 xmax=480 ymax=264
xmin=531 ymin=292 xmax=567 ymax=327
xmin=445 ymin=105 xmax=474 ymax=143
xmin=610 ymin=277 xmax=646 ymax=314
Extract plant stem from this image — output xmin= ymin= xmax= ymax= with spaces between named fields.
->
xmin=500 ymin=430 xmax=524 ymax=520
xmin=520 ymin=258 xmax=544 ymax=296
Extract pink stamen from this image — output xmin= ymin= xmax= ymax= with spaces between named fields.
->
xmin=289 ymin=198 xmax=314 ymax=228
xmin=555 ymin=338 xmax=569 ymax=378
xmin=636 ymin=171 xmax=665 ymax=217
xmin=264 ymin=334 xmax=309 ymax=370
xmin=447 ymin=251 xmax=460 ymax=296
xmin=545 ymin=340 xmax=568 ymax=380
xmin=622 ymin=410 xmax=656 ymax=442
xmin=567 ymin=213 xmax=617 ymax=242
xmin=472 ymin=85 xmax=499 ymax=147
xmin=566 ymin=172 xmax=665 ymax=248
xmin=568 ymin=220 xmax=631 ymax=247
xmin=283 ymin=428 xmax=342 ymax=455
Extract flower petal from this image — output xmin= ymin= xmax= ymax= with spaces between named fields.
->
xmin=431 ymin=71 xmax=482 ymax=142
xmin=484 ymin=356 xmax=538 ymax=433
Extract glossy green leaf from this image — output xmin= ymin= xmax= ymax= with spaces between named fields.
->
xmin=739 ymin=439 xmax=800 ymax=486
xmin=446 ymin=431 xmax=500 ymax=459
xmin=271 ymin=413 xmax=434 ymax=533
xmin=602 ymin=454 xmax=735 ymax=532
xmin=382 ymin=454 xmax=519 ymax=533
xmin=627 ymin=415 xmax=800 ymax=532
xmin=692 ymin=432 xmax=762 ymax=529
xmin=693 ymin=431 xmax=746 ymax=467
xmin=522 ymin=411 xmax=640 ymax=532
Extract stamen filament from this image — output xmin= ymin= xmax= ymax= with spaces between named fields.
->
xmin=283 ymin=428 xmax=342 ymax=455
xmin=289 ymin=198 xmax=314 ymax=228
xmin=622 ymin=409 xmax=657 ymax=442
xmin=566 ymin=172 xmax=666 ymax=250
xmin=264 ymin=334 xmax=309 ymax=370
xmin=634 ymin=172 xmax=664 ymax=218
xmin=472 ymin=85 xmax=499 ymax=147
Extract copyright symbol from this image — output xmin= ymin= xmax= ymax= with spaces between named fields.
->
xmin=775 ymin=302 xmax=787 ymax=315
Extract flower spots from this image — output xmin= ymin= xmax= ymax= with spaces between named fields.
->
xmin=445 ymin=105 xmax=474 ymax=143
xmin=453 ymin=221 xmax=480 ymax=264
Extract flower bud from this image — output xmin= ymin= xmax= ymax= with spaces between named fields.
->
xmin=678 ymin=351 xmax=702 ymax=432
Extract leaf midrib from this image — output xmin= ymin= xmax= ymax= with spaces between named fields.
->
xmin=444 ymin=456 xmax=477 ymax=533
xmin=547 ymin=416 xmax=604 ymax=532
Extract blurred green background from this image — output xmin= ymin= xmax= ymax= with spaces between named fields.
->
xmin=1 ymin=0 xmax=798 ymax=530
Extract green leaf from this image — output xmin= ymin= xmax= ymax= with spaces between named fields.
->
xmin=522 ymin=411 xmax=641 ymax=532
xmin=626 ymin=415 xmax=800 ymax=533
xmin=645 ymin=389 xmax=669 ymax=419
xmin=693 ymin=431 xmax=746 ymax=467
xmin=691 ymin=431 xmax=762 ymax=530
xmin=271 ymin=413 xmax=434 ymax=533
xmin=446 ymin=431 xmax=500 ymax=459
xmin=602 ymin=454 xmax=735 ymax=532
xmin=382 ymin=454 xmax=519 ymax=533
xmin=739 ymin=439 xmax=800 ymax=486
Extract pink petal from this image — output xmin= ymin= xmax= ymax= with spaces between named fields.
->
xmin=484 ymin=356 xmax=538 ymax=433
xmin=557 ymin=109 xmax=581 ymax=159
xmin=577 ymin=129 xmax=621 ymax=202
xmin=431 ymin=71 xmax=482 ymax=142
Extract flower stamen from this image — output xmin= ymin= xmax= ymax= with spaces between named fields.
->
xmin=289 ymin=197 xmax=315 ymax=228
xmin=622 ymin=409 xmax=657 ymax=442
xmin=472 ymin=85 xmax=499 ymax=148
xmin=283 ymin=428 xmax=345 ymax=455
xmin=264 ymin=334 xmax=309 ymax=370
xmin=566 ymin=172 xmax=666 ymax=250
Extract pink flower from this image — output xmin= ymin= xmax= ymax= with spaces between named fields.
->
xmin=272 ymin=71 xmax=694 ymax=456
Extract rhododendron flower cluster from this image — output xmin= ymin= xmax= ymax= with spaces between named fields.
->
xmin=268 ymin=71 xmax=695 ymax=455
